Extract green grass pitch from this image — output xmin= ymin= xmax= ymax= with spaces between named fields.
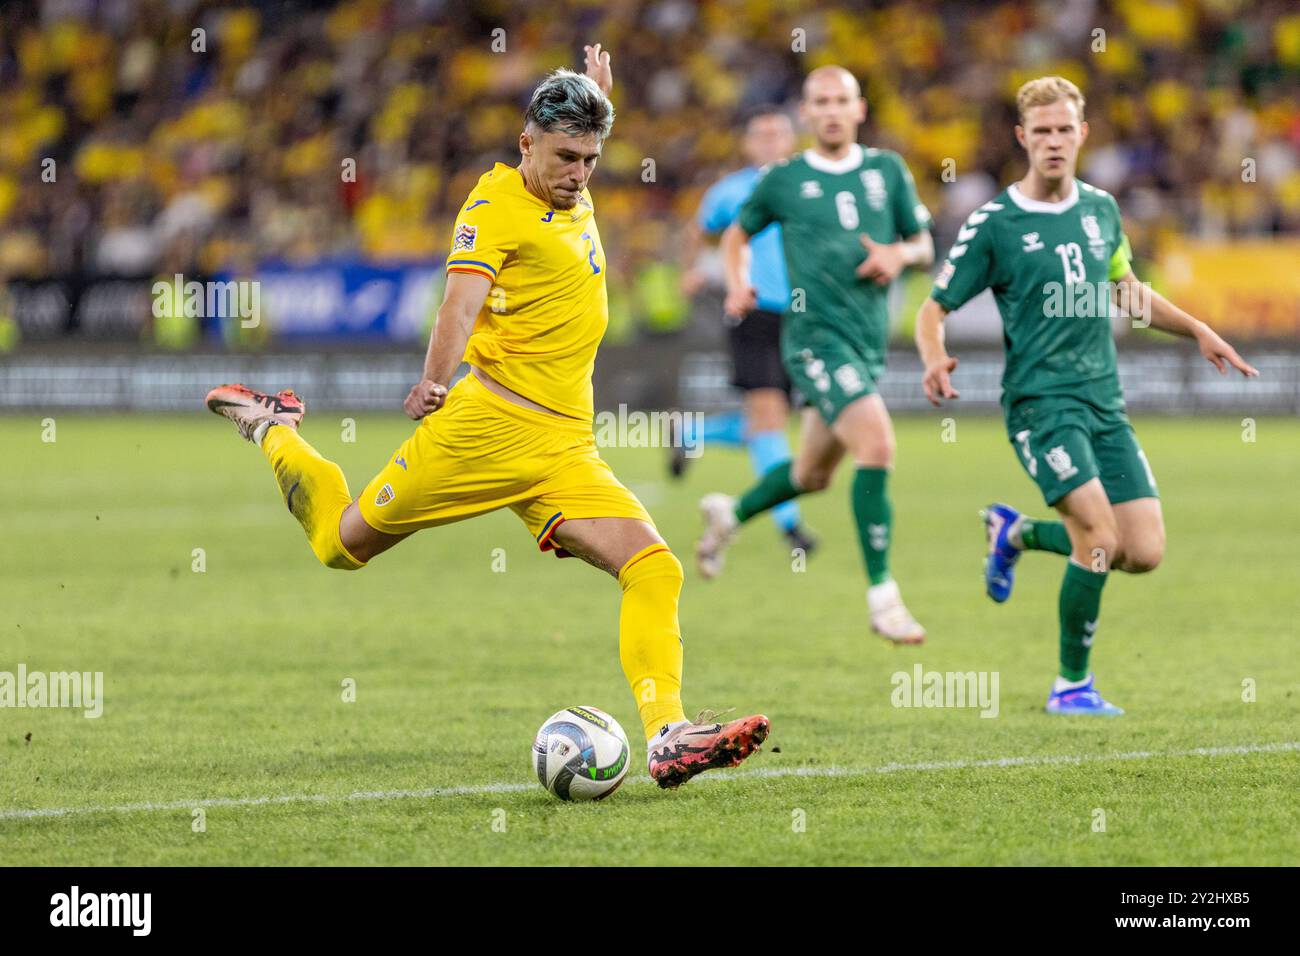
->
xmin=2 ymin=411 xmax=1297 ymax=865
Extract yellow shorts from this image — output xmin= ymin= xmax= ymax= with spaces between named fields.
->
xmin=357 ymin=373 xmax=653 ymax=555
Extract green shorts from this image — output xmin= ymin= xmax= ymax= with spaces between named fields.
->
xmin=782 ymin=326 xmax=884 ymax=425
xmin=1005 ymin=396 xmax=1159 ymax=507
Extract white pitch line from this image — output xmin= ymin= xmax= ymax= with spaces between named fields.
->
xmin=1 ymin=741 xmax=1295 ymax=822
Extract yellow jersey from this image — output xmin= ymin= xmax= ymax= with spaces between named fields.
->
xmin=445 ymin=163 xmax=608 ymax=421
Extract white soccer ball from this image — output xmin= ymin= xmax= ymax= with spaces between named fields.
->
xmin=532 ymin=705 xmax=630 ymax=801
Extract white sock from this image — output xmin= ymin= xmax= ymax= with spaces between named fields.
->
xmin=867 ymin=578 xmax=899 ymax=612
xmin=252 ymin=420 xmax=277 ymax=447
xmin=646 ymin=719 xmax=689 ymax=751
xmin=1053 ymin=674 xmax=1092 ymax=693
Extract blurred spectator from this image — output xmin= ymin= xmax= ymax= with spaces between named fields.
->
xmin=0 ymin=0 xmax=1295 ymax=339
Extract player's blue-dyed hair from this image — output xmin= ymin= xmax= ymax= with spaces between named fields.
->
xmin=524 ymin=68 xmax=615 ymax=140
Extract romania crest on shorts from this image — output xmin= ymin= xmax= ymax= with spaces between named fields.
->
xmin=374 ymin=483 xmax=395 ymax=506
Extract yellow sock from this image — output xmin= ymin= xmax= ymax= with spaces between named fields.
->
xmin=261 ymin=425 xmax=364 ymax=570
xmin=617 ymin=544 xmax=688 ymax=741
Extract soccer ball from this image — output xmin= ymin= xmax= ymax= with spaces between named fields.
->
xmin=532 ymin=705 xmax=630 ymax=801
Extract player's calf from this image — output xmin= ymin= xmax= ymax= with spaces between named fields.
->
xmin=206 ymin=384 xmax=370 ymax=572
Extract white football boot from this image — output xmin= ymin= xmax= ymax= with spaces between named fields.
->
xmin=868 ymin=579 xmax=926 ymax=645
xmin=206 ymin=384 xmax=305 ymax=444
xmin=695 ymin=493 xmax=739 ymax=579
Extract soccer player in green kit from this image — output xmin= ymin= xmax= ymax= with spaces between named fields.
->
xmin=916 ymin=76 xmax=1258 ymax=713
xmin=697 ymin=65 xmax=935 ymax=644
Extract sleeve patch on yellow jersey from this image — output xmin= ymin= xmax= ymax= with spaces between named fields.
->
xmin=453 ymin=223 xmax=477 ymax=252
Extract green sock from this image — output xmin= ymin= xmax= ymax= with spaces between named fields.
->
xmin=1059 ymin=560 xmax=1107 ymax=681
xmin=852 ymin=467 xmax=892 ymax=586
xmin=1020 ymin=517 xmax=1071 ymax=555
xmin=735 ymin=462 xmax=803 ymax=524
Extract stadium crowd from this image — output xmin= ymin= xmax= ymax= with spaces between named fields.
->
xmin=0 ymin=0 xmax=1297 ymax=335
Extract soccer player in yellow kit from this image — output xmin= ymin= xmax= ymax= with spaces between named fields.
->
xmin=205 ymin=46 xmax=768 ymax=789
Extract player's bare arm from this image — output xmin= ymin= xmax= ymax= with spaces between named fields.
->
xmin=857 ymin=230 xmax=935 ymax=285
xmin=678 ymin=219 xmax=709 ymax=297
xmin=404 ymin=271 xmax=491 ymax=420
xmin=720 ymin=222 xmax=757 ymax=317
xmin=915 ymin=296 xmax=960 ymax=406
xmin=1112 ymin=269 xmax=1259 ymax=378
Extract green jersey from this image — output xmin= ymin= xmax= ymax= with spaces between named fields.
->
xmin=738 ymin=144 xmax=931 ymax=353
xmin=930 ymin=179 xmax=1132 ymax=413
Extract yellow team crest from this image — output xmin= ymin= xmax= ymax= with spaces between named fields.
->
xmin=374 ymin=483 xmax=395 ymax=506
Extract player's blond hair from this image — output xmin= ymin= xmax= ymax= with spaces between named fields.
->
xmin=1016 ymin=76 xmax=1085 ymax=123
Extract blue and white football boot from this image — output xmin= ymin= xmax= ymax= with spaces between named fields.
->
xmin=1045 ymin=674 xmax=1124 ymax=716
xmin=981 ymin=502 xmax=1023 ymax=603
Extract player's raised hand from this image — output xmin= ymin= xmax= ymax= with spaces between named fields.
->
xmin=404 ymin=379 xmax=447 ymax=420
xmin=584 ymin=44 xmax=612 ymax=95
xmin=723 ymin=284 xmax=758 ymax=323
xmin=922 ymin=356 xmax=960 ymax=406
xmin=856 ymin=236 xmax=905 ymax=285
xmin=1196 ymin=325 xmax=1259 ymax=378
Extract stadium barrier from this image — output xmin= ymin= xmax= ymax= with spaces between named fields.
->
xmin=5 ymin=262 xmax=442 ymax=343
xmin=3 ymin=248 xmax=1296 ymax=414
xmin=1 ymin=348 xmax=1294 ymax=413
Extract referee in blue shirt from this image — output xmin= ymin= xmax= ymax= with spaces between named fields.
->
xmin=677 ymin=105 xmax=815 ymax=556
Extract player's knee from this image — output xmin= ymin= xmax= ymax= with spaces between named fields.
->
xmin=310 ymin=516 xmax=367 ymax=571
xmin=1119 ymin=536 xmax=1164 ymax=574
xmin=855 ymin=434 xmax=895 ymax=468
xmin=1092 ymin=534 xmax=1120 ymax=566
xmin=1075 ymin=528 xmax=1119 ymax=568
xmin=1069 ymin=511 xmax=1119 ymax=562
xmin=324 ymin=553 xmax=364 ymax=571
xmin=746 ymin=392 xmax=788 ymax=431
xmin=793 ymin=464 xmax=832 ymax=492
xmin=1123 ymin=551 xmax=1162 ymax=574
xmin=311 ymin=535 xmax=366 ymax=571
xmin=661 ymin=550 xmax=685 ymax=589
xmin=619 ymin=547 xmax=683 ymax=592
